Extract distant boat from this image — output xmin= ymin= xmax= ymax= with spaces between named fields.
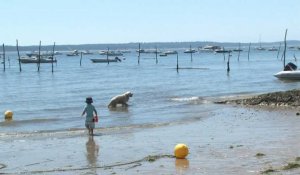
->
xmin=201 ymin=45 xmax=221 ymax=51
xmin=20 ymin=56 xmax=57 ymax=63
xmin=164 ymin=50 xmax=178 ymax=55
xmin=214 ymin=49 xmax=230 ymax=53
xmin=232 ymin=49 xmax=243 ymax=52
xmin=66 ymin=50 xmax=79 ymax=56
xmin=82 ymin=50 xmax=93 ymax=55
xmin=26 ymin=51 xmax=54 ymax=57
xmin=119 ymin=50 xmax=131 ymax=53
xmin=256 ymin=35 xmax=265 ymax=51
xmin=99 ymin=50 xmax=123 ymax=56
xmin=90 ymin=57 xmax=122 ymax=63
xmin=136 ymin=49 xmax=145 ymax=53
xmin=256 ymin=47 xmax=266 ymax=51
xmin=268 ymin=47 xmax=278 ymax=51
xmin=159 ymin=53 xmax=167 ymax=57
xmin=184 ymin=49 xmax=196 ymax=53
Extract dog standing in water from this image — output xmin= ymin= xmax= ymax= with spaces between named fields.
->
xmin=108 ymin=91 xmax=133 ymax=108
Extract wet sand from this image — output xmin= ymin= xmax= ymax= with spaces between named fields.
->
xmin=1 ymin=104 xmax=300 ymax=174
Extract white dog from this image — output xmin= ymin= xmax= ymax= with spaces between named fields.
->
xmin=108 ymin=91 xmax=133 ymax=108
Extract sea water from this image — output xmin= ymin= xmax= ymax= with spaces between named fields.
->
xmin=0 ymin=47 xmax=300 ymax=134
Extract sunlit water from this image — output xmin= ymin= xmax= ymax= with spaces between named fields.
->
xmin=1 ymin=47 xmax=300 ymax=134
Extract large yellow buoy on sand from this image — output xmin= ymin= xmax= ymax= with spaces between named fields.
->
xmin=4 ymin=110 xmax=13 ymax=120
xmin=174 ymin=143 xmax=189 ymax=159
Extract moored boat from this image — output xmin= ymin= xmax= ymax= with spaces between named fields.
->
xmin=184 ymin=49 xmax=197 ymax=53
xmin=20 ymin=56 xmax=57 ymax=63
xmin=274 ymin=70 xmax=300 ymax=80
xmin=90 ymin=57 xmax=122 ymax=63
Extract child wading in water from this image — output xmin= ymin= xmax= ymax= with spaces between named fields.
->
xmin=82 ymin=97 xmax=98 ymax=136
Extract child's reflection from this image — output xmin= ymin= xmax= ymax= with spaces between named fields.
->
xmin=86 ymin=136 xmax=99 ymax=167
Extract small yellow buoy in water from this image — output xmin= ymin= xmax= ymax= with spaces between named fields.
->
xmin=174 ymin=143 xmax=189 ymax=159
xmin=4 ymin=110 xmax=13 ymax=120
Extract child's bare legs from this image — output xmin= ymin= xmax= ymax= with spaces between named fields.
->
xmin=88 ymin=127 xmax=93 ymax=136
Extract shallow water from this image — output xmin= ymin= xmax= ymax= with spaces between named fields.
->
xmin=1 ymin=47 xmax=300 ymax=134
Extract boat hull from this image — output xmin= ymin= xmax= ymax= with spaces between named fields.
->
xmin=274 ymin=70 xmax=300 ymax=80
xmin=90 ymin=58 xmax=119 ymax=63
xmin=20 ymin=57 xmax=57 ymax=64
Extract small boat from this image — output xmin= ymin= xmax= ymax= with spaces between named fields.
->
xmin=26 ymin=51 xmax=54 ymax=57
xmin=184 ymin=49 xmax=197 ymax=53
xmin=136 ymin=49 xmax=145 ymax=53
xmin=274 ymin=70 xmax=300 ymax=80
xmin=274 ymin=30 xmax=300 ymax=80
xmin=164 ymin=50 xmax=178 ymax=55
xmin=232 ymin=49 xmax=243 ymax=52
xmin=90 ymin=57 xmax=122 ymax=63
xmin=256 ymin=47 xmax=266 ymax=51
xmin=159 ymin=53 xmax=167 ymax=57
xmin=268 ymin=47 xmax=278 ymax=51
xmin=214 ymin=49 xmax=230 ymax=53
xmin=201 ymin=45 xmax=221 ymax=51
xmin=82 ymin=50 xmax=93 ymax=55
xmin=99 ymin=51 xmax=123 ymax=56
xmin=20 ymin=56 xmax=57 ymax=63
xmin=66 ymin=50 xmax=79 ymax=56
xmin=274 ymin=62 xmax=300 ymax=80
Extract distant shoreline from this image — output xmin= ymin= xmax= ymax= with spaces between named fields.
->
xmin=3 ymin=40 xmax=300 ymax=52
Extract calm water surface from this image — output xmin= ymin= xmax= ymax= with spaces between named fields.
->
xmin=1 ymin=48 xmax=300 ymax=133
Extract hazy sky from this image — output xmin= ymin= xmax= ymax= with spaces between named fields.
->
xmin=1 ymin=0 xmax=299 ymax=45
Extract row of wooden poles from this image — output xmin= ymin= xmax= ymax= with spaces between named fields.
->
xmin=2 ymin=41 xmax=285 ymax=73
xmin=1 ymin=40 xmax=56 ymax=73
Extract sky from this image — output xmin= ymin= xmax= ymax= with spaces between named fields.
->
xmin=1 ymin=0 xmax=300 ymax=45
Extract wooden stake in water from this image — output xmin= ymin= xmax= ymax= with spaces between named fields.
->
xmin=247 ymin=42 xmax=251 ymax=61
xmin=155 ymin=46 xmax=158 ymax=64
xmin=190 ymin=44 xmax=193 ymax=62
xmin=227 ymin=52 xmax=230 ymax=73
xmin=283 ymin=29 xmax=288 ymax=69
xmin=2 ymin=44 xmax=5 ymax=72
xmin=80 ymin=51 xmax=83 ymax=67
xmin=237 ymin=43 xmax=241 ymax=61
xmin=38 ymin=41 xmax=41 ymax=72
xmin=16 ymin=40 xmax=22 ymax=72
xmin=223 ymin=47 xmax=226 ymax=61
xmin=277 ymin=42 xmax=281 ymax=60
xmin=138 ymin=43 xmax=140 ymax=65
xmin=176 ymin=53 xmax=179 ymax=73
xmin=51 ymin=42 xmax=55 ymax=73
xmin=106 ymin=47 xmax=109 ymax=65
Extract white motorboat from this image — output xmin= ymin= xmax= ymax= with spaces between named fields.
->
xmin=268 ymin=47 xmax=278 ymax=51
xmin=184 ymin=49 xmax=196 ymax=53
xmin=201 ymin=45 xmax=221 ymax=51
xmin=214 ymin=49 xmax=230 ymax=53
xmin=82 ymin=50 xmax=93 ymax=55
xmin=66 ymin=50 xmax=79 ymax=56
xmin=274 ymin=70 xmax=300 ymax=80
xmin=20 ymin=56 xmax=57 ymax=63
xmin=274 ymin=30 xmax=300 ymax=80
xmin=90 ymin=57 xmax=122 ymax=63
xmin=164 ymin=50 xmax=178 ymax=55
xmin=99 ymin=51 xmax=123 ymax=56
xmin=159 ymin=53 xmax=167 ymax=57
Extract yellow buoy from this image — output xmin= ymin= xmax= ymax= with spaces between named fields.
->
xmin=174 ymin=143 xmax=189 ymax=159
xmin=4 ymin=110 xmax=13 ymax=120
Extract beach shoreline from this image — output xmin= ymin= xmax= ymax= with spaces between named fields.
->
xmin=1 ymin=101 xmax=300 ymax=174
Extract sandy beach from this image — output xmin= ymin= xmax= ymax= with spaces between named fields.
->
xmin=1 ymin=103 xmax=300 ymax=175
